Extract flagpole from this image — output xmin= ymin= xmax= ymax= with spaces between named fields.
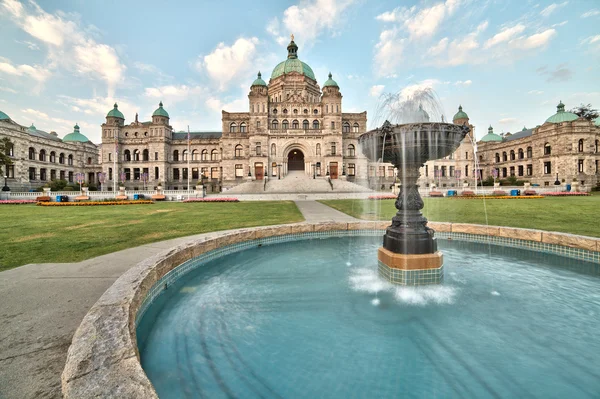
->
xmin=187 ymin=125 xmax=191 ymax=199
xmin=113 ymin=128 xmax=117 ymax=195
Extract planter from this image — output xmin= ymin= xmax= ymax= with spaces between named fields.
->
xmin=571 ymin=181 xmax=580 ymax=192
xmin=524 ymin=182 xmax=531 ymax=190
xmin=43 ymin=188 xmax=51 ymax=196
xmin=463 ymin=183 xmax=469 ymax=188
xmin=493 ymin=182 xmax=500 ymax=189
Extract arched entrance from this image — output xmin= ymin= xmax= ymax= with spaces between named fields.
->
xmin=287 ymin=149 xmax=305 ymax=171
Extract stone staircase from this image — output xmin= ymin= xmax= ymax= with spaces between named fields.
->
xmin=224 ymin=171 xmax=372 ymax=194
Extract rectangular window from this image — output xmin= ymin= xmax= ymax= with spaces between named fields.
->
xmin=369 ymin=166 xmax=375 ymax=177
xmin=441 ymin=166 xmax=447 ymax=177
xmin=182 ymin=168 xmax=188 ymax=180
xmin=40 ymin=168 xmax=47 ymax=181
xmin=348 ymin=163 xmax=355 ymax=176
xmin=331 ymin=143 xmax=336 ymax=156
xmin=154 ymin=167 xmax=159 ymax=180
xmin=465 ymin=165 xmax=469 ymax=177
xmin=108 ymin=153 xmax=112 ymax=162
xmin=124 ymin=168 xmax=131 ymax=180
xmin=173 ymin=168 xmax=180 ymax=180
xmin=502 ymin=168 xmax=507 ymax=178
xmin=235 ymin=164 xmax=243 ymax=178
xmin=155 ymin=152 xmax=159 ymax=161
xmin=509 ymin=166 xmax=515 ymax=177
xmin=526 ymin=164 xmax=532 ymax=176
xmin=211 ymin=167 xmax=219 ymax=179
xmin=449 ymin=166 xmax=455 ymax=177
xmin=68 ymin=171 xmax=73 ymax=182
xmin=578 ymin=159 xmax=584 ymax=173
xmin=50 ymin=169 xmax=56 ymax=180
xmin=518 ymin=165 xmax=524 ymax=176
xmin=134 ymin=168 xmax=141 ymax=180
xmin=29 ymin=167 xmax=36 ymax=180
xmin=544 ymin=161 xmax=551 ymax=174
xmin=425 ymin=165 xmax=428 ymax=177
xmin=388 ymin=166 xmax=394 ymax=177
xmin=201 ymin=167 xmax=209 ymax=178
xmin=331 ymin=121 xmax=335 ymax=129
xmin=596 ymin=160 xmax=599 ymax=173
xmin=465 ymin=152 xmax=468 ymax=159
xmin=192 ymin=168 xmax=199 ymax=180
xmin=378 ymin=166 xmax=385 ymax=177
xmin=60 ymin=170 xmax=66 ymax=180
xmin=256 ymin=143 xmax=261 ymax=156
xmin=7 ymin=164 xmax=15 ymax=178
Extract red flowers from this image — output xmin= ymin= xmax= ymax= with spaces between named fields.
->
xmin=37 ymin=200 xmax=154 ymax=206
xmin=541 ymin=192 xmax=590 ymax=196
xmin=182 ymin=198 xmax=239 ymax=203
xmin=368 ymin=194 xmax=397 ymax=200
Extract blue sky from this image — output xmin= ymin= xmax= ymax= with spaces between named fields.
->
xmin=0 ymin=0 xmax=599 ymax=143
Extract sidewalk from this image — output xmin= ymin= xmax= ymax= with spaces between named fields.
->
xmin=0 ymin=201 xmax=355 ymax=398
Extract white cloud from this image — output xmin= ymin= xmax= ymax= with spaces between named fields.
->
xmin=552 ymin=20 xmax=568 ymax=27
xmin=144 ymin=85 xmax=205 ymax=104
xmin=527 ymin=90 xmax=544 ymax=95
xmin=581 ymin=9 xmax=600 ymax=18
xmin=499 ymin=117 xmax=518 ymax=124
xmin=2 ymin=0 xmax=126 ymax=95
xmin=0 ymin=59 xmax=50 ymax=82
xmin=0 ymin=87 xmax=18 ymax=93
xmin=509 ymin=29 xmax=556 ymax=50
xmin=59 ymin=95 xmax=137 ymax=122
xmin=582 ymin=35 xmax=600 ymax=45
xmin=199 ymin=37 xmax=260 ymax=90
xmin=269 ymin=0 xmax=356 ymax=47
xmin=454 ymin=80 xmax=472 ymax=86
xmin=540 ymin=2 xmax=568 ymax=17
xmin=369 ymin=85 xmax=385 ymax=97
xmin=484 ymin=24 xmax=526 ymax=49
xmin=15 ymin=40 xmax=40 ymax=50
xmin=426 ymin=37 xmax=449 ymax=56
xmin=22 ymin=108 xmax=48 ymax=118
xmin=374 ymin=27 xmax=404 ymax=77
xmin=400 ymin=79 xmax=440 ymax=99
xmin=205 ymin=97 xmax=246 ymax=112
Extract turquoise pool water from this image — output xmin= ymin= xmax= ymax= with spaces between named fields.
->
xmin=137 ymin=236 xmax=600 ymax=398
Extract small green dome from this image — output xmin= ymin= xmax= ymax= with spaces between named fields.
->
xmin=251 ymin=71 xmax=267 ymax=86
xmin=63 ymin=123 xmax=90 ymax=143
xmin=415 ymin=103 xmax=430 ymax=122
xmin=595 ymin=117 xmax=600 ymax=127
xmin=28 ymin=123 xmax=36 ymax=132
xmin=545 ymin=101 xmax=578 ymax=123
xmin=480 ymin=125 xmax=503 ymax=142
xmin=107 ymin=103 xmax=124 ymax=119
xmin=322 ymin=72 xmax=339 ymax=88
xmin=0 ymin=110 xmax=10 ymax=121
xmin=522 ymin=126 xmax=527 ymax=131
xmin=453 ymin=105 xmax=469 ymax=121
xmin=271 ymin=39 xmax=316 ymax=81
xmin=152 ymin=101 xmax=169 ymax=118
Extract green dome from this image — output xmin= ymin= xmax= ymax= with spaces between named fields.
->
xmin=63 ymin=123 xmax=90 ymax=143
xmin=152 ymin=101 xmax=169 ymax=118
xmin=0 ymin=110 xmax=10 ymax=121
xmin=415 ymin=103 xmax=430 ymax=122
xmin=322 ymin=72 xmax=339 ymax=88
xmin=107 ymin=103 xmax=124 ymax=119
xmin=271 ymin=39 xmax=315 ymax=81
xmin=545 ymin=101 xmax=578 ymax=123
xmin=28 ymin=123 xmax=36 ymax=132
xmin=452 ymin=105 xmax=469 ymax=121
xmin=595 ymin=117 xmax=600 ymax=127
xmin=251 ymin=71 xmax=267 ymax=86
xmin=480 ymin=125 xmax=503 ymax=142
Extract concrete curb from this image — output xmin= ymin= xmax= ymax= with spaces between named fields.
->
xmin=61 ymin=221 xmax=600 ymax=397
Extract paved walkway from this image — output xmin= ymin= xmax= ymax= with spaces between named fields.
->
xmin=0 ymin=201 xmax=354 ymax=398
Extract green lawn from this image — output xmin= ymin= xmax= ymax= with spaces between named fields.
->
xmin=320 ymin=194 xmax=600 ymax=238
xmin=0 ymin=201 xmax=304 ymax=270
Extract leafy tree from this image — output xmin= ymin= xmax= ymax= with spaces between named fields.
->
xmin=0 ymin=137 xmax=13 ymax=176
xmin=569 ymin=103 xmax=599 ymax=121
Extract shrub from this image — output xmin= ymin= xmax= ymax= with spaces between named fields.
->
xmin=49 ymin=179 xmax=69 ymax=191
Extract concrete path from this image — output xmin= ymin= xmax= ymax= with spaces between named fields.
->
xmin=294 ymin=200 xmax=358 ymax=223
xmin=0 ymin=201 xmax=357 ymax=398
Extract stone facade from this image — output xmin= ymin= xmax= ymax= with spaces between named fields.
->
xmin=0 ymin=117 xmax=100 ymax=192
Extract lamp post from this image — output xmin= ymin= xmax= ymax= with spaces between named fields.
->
xmin=554 ymin=173 xmax=560 ymax=186
xmin=278 ymin=164 xmax=281 ymax=179
xmin=2 ymin=175 xmax=9 ymax=192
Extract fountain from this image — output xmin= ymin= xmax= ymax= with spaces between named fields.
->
xmin=359 ymin=96 xmax=469 ymax=285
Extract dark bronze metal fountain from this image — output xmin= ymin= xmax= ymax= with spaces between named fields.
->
xmin=359 ymin=120 xmax=469 ymax=285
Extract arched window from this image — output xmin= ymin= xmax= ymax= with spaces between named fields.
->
xmin=211 ymin=149 xmax=218 ymax=161
xmin=272 ymin=119 xmax=279 ymax=129
xmin=39 ymin=149 xmax=46 ymax=162
xmin=347 ymin=144 xmax=356 ymax=157
xmin=544 ymin=143 xmax=551 ymax=155
xmin=201 ymin=149 xmax=208 ymax=161
xmin=271 ymin=143 xmax=276 ymax=157
xmin=124 ymin=150 xmax=131 ymax=161
xmin=495 ymin=153 xmax=500 ymax=163
xmin=50 ymin=151 xmax=56 ymax=163
xmin=173 ymin=150 xmax=179 ymax=161
xmin=230 ymin=122 xmax=237 ymax=133
xmin=342 ymin=122 xmax=350 ymax=133
xmin=316 ymin=143 xmax=321 ymax=156
xmin=518 ymin=148 xmax=524 ymax=159
xmin=510 ymin=150 xmax=515 ymax=161
xmin=29 ymin=147 xmax=35 ymax=160
xmin=578 ymin=139 xmax=584 ymax=152
xmin=502 ymin=151 xmax=507 ymax=162
xmin=235 ymin=145 xmax=243 ymax=158
xmin=143 ymin=149 xmax=149 ymax=161
xmin=303 ymin=120 xmax=309 ymax=129
xmin=59 ymin=153 xmax=65 ymax=164
xmin=133 ymin=149 xmax=140 ymax=161
xmin=292 ymin=119 xmax=299 ymax=129
xmin=87 ymin=157 xmax=92 ymax=165
xmin=313 ymin=120 xmax=320 ymax=129
xmin=68 ymin=154 xmax=73 ymax=165
xmin=282 ymin=120 xmax=289 ymax=130
xmin=353 ymin=123 xmax=359 ymax=133
xmin=526 ymin=147 xmax=532 ymax=158
xmin=192 ymin=149 xmax=198 ymax=161
xmin=182 ymin=150 xmax=188 ymax=161
xmin=240 ymin=122 xmax=247 ymax=133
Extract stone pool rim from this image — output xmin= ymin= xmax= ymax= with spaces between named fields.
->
xmin=61 ymin=221 xmax=600 ymax=398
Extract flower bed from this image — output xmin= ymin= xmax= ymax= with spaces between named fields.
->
xmin=368 ymin=194 xmax=397 ymax=200
xmin=541 ymin=192 xmax=590 ymax=196
xmin=0 ymin=199 xmax=36 ymax=205
xmin=452 ymin=195 xmax=544 ymax=199
xmin=37 ymin=200 xmax=154 ymax=206
xmin=36 ymin=196 xmax=52 ymax=202
xmin=182 ymin=197 xmax=239 ymax=203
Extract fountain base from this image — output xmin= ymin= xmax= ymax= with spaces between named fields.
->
xmin=377 ymin=247 xmax=443 ymax=285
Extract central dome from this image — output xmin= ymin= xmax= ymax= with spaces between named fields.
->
xmin=270 ymin=38 xmax=315 ymax=81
